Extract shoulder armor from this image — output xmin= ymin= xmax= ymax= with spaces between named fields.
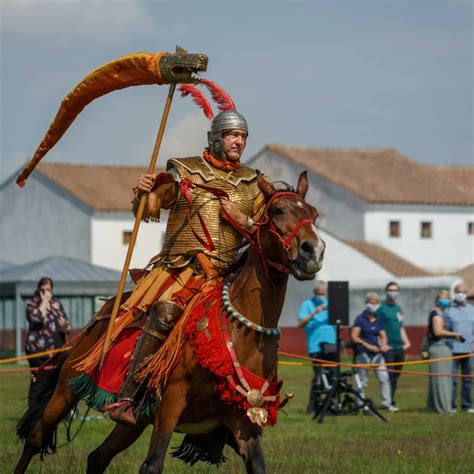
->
xmin=166 ymin=156 xmax=256 ymax=187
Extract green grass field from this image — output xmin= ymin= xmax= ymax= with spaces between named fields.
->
xmin=1 ymin=360 xmax=473 ymax=473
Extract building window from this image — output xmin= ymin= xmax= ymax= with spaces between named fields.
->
xmin=389 ymin=220 xmax=400 ymax=238
xmin=421 ymin=222 xmax=432 ymax=239
xmin=122 ymin=231 xmax=132 ymax=245
xmin=468 ymin=222 xmax=474 ymax=235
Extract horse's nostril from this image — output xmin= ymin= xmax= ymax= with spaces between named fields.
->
xmin=300 ymin=241 xmax=315 ymax=257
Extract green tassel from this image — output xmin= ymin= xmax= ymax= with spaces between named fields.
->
xmin=68 ymin=373 xmax=158 ymax=416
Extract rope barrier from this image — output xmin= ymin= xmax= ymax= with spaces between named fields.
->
xmin=3 ymin=346 xmax=472 ymax=367
xmin=278 ymin=353 xmax=474 ymax=378
xmin=279 ymin=350 xmax=474 ymax=367
xmin=0 ymin=342 xmax=472 ymax=379
xmin=0 ymin=346 xmax=71 ymax=364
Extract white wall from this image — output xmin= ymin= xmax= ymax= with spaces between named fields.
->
xmin=91 ymin=212 xmax=168 ymax=271
xmin=365 ymin=205 xmax=474 ymax=272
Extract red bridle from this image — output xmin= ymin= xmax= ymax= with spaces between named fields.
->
xmin=179 ymin=180 xmax=316 ymax=278
xmin=252 ymin=191 xmax=315 ymax=277
xmin=263 ymin=191 xmax=315 ymax=250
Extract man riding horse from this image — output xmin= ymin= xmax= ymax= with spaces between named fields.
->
xmin=108 ymin=85 xmax=268 ymax=426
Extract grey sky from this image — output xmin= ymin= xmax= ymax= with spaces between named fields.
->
xmin=1 ymin=1 xmax=472 ymax=183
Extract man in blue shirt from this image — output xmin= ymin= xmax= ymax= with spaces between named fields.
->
xmin=298 ymin=280 xmax=336 ymax=414
xmin=445 ymin=283 xmax=474 ymax=413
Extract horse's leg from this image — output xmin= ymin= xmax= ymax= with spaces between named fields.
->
xmin=86 ymin=418 xmax=149 ymax=474
xmin=225 ymin=418 xmax=266 ymax=474
xmin=139 ymin=381 xmax=188 ymax=474
xmin=15 ymin=378 xmax=78 ymax=474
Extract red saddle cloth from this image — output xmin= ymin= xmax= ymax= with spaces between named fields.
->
xmin=185 ymin=285 xmax=281 ymax=426
xmin=90 ymin=327 xmax=140 ymax=394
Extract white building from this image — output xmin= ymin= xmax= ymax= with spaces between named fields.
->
xmin=0 ymin=163 xmax=167 ymax=271
xmin=249 ymin=145 xmax=474 ymax=274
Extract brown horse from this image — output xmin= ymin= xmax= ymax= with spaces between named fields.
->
xmin=15 ymin=172 xmax=325 ymax=474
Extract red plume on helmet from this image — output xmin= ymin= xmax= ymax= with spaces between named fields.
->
xmin=178 ymin=79 xmax=238 ymax=120
xmin=178 ymin=84 xmax=214 ymax=120
xmin=198 ymin=78 xmax=236 ymax=111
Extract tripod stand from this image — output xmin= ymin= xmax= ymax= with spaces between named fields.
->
xmin=314 ymin=321 xmax=387 ymax=424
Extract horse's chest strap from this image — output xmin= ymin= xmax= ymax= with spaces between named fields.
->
xmin=220 ymin=311 xmax=277 ymax=407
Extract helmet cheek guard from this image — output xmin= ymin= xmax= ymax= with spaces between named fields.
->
xmin=207 ymin=130 xmax=223 ymax=156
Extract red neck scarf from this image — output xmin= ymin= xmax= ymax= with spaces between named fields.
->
xmin=203 ymin=149 xmax=240 ymax=172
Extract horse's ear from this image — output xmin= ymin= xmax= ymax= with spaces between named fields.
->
xmin=296 ymin=171 xmax=309 ymax=198
xmin=256 ymin=171 xmax=276 ymax=198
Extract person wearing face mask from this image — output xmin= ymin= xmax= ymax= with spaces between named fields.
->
xmin=376 ymin=282 xmax=411 ymax=409
xmin=445 ymin=283 xmax=474 ymax=413
xmin=351 ymin=292 xmax=397 ymax=412
xmin=426 ymin=290 xmax=463 ymax=414
xmin=25 ymin=277 xmax=70 ymax=406
xmin=298 ymin=280 xmax=336 ymax=415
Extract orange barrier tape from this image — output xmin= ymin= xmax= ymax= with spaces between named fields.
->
xmin=279 ymin=350 xmax=474 ymax=368
xmin=0 ymin=346 xmax=71 ymax=364
xmin=278 ymin=360 xmax=474 ymax=378
xmin=279 ymin=353 xmax=474 ymax=378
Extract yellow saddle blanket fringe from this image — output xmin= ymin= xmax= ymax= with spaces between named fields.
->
xmin=73 ymin=266 xmax=194 ymax=374
xmin=121 ymin=266 xmax=193 ymax=313
xmin=136 ymin=281 xmax=220 ymax=389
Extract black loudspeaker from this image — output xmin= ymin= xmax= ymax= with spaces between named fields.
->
xmin=328 ymin=281 xmax=349 ymax=326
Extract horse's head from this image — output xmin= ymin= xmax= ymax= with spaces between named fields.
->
xmin=256 ymin=171 xmax=325 ymax=281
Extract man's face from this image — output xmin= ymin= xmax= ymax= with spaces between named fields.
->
xmin=387 ymin=284 xmax=399 ymax=293
xmin=455 ymin=283 xmax=466 ymax=294
xmin=314 ymin=287 xmax=327 ymax=297
xmin=222 ymin=129 xmax=247 ymax=162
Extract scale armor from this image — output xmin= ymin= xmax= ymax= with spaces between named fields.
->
xmin=159 ymin=156 xmax=260 ymax=270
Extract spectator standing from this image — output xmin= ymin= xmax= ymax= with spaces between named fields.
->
xmin=377 ymin=281 xmax=411 ymax=408
xmin=298 ymin=281 xmax=336 ymax=414
xmin=426 ymin=290 xmax=463 ymax=414
xmin=25 ymin=277 xmax=70 ymax=405
xmin=351 ymin=292 xmax=397 ymax=412
xmin=445 ymin=283 xmax=474 ymax=413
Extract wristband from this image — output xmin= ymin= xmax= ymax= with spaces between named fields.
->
xmin=243 ymin=216 xmax=254 ymax=230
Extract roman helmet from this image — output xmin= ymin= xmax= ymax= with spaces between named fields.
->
xmin=207 ymin=110 xmax=248 ymax=158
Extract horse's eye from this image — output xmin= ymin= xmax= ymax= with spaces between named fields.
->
xmin=270 ymin=206 xmax=283 ymax=217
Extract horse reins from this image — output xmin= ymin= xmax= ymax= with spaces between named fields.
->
xmin=178 ymin=180 xmax=315 ymax=279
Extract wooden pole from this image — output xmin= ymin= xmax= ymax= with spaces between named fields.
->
xmin=99 ymin=83 xmax=176 ymax=369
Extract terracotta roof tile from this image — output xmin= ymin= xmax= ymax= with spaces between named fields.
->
xmin=343 ymin=240 xmax=431 ymax=277
xmin=266 ymin=145 xmax=474 ymax=205
xmin=37 ymin=162 xmax=163 ymax=211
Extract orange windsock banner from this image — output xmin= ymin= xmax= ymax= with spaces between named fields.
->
xmin=16 ymin=52 xmax=167 ymax=187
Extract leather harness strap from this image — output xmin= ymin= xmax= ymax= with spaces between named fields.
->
xmin=220 ymin=309 xmax=277 ymax=403
xmin=142 ymin=327 xmax=167 ymax=341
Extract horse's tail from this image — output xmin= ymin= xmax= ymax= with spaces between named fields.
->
xmin=16 ymin=350 xmax=70 ymax=452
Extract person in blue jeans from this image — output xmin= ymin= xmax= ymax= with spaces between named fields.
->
xmin=351 ymin=292 xmax=397 ymax=412
xmin=445 ymin=283 xmax=474 ymax=413
xmin=298 ymin=280 xmax=336 ymax=414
